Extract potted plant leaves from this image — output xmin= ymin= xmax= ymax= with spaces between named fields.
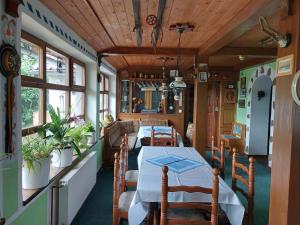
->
xmin=82 ymin=122 xmax=96 ymax=145
xmin=22 ymin=136 xmax=53 ymax=189
xmin=66 ymin=124 xmax=91 ymax=149
xmin=39 ymin=105 xmax=81 ymax=168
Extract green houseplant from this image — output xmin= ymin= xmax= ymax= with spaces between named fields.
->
xmin=66 ymin=124 xmax=91 ymax=149
xmin=82 ymin=121 xmax=96 ymax=144
xmin=22 ymin=137 xmax=53 ymax=189
xmin=39 ymin=105 xmax=81 ymax=167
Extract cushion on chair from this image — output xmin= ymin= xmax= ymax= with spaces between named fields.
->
xmin=125 ymin=170 xmax=139 ymax=182
xmin=118 ymin=191 xmax=135 ymax=212
xmin=167 ymin=208 xmax=206 ymax=221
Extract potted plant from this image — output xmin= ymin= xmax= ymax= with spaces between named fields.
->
xmin=22 ymin=137 xmax=53 ymax=189
xmin=39 ymin=105 xmax=81 ymax=168
xmin=66 ymin=124 xmax=91 ymax=149
xmin=82 ymin=122 xmax=96 ymax=145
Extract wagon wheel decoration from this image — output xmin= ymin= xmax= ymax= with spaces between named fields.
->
xmin=146 ymin=14 xmax=157 ymax=26
xmin=0 ymin=43 xmax=21 ymax=156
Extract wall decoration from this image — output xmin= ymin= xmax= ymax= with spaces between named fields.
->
xmin=240 ymin=77 xmax=246 ymax=97
xmin=224 ymin=89 xmax=236 ymax=104
xmin=292 ymin=69 xmax=300 ymax=106
xmin=238 ymin=99 xmax=245 ymax=108
xmin=2 ymin=15 xmax=16 ymax=46
xmin=0 ymin=43 xmax=20 ymax=156
xmin=198 ymin=72 xmax=208 ymax=82
xmin=276 ymin=54 xmax=294 ymax=77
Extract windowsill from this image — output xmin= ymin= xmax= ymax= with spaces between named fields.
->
xmin=22 ymin=142 xmax=97 ymax=205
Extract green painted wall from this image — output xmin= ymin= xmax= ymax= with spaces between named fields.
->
xmin=236 ymin=61 xmax=276 ymax=124
xmin=10 ymin=192 xmax=48 ymax=225
xmin=3 ymin=160 xmax=19 ymax=219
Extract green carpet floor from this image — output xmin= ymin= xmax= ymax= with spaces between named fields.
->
xmin=71 ymin=149 xmax=270 ymax=225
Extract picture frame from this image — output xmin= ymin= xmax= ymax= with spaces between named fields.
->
xmin=224 ymin=89 xmax=236 ymax=104
xmin=198 ymin=71 xmax=208 ymax=82
xmin=240 ymin=77 xmax=246 ymax=97
xmin=276 ymin=54 xmax=294 ymax=77
xmin=238 ymin=99 xmax=246 ymax=108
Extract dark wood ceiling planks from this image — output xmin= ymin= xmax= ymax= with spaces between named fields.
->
xmin=41 ymin=0 xmax=282 ymax=70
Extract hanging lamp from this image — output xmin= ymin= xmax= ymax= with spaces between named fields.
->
xmin=168 ymin=23 xmax=194 ymax=100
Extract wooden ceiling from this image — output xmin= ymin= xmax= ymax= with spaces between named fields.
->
xmin=41 ymin=0 xmax=284 ymax=71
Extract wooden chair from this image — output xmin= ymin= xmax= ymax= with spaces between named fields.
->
xmin=211 ymin=136 xmax=225 ymax=179
xmin=232 ymin=148 xmax=255 ymax=225
xmin=160 ymin=166 xmax=219 ymax=225
xmin=120 ymin=134 xmax=138 ymax=188
xmin=150 ymin=126 xmax=177 ymax=147
xmin=112 ymin=153 xmax=135 ymax=225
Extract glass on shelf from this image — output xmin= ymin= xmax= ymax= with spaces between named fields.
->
xmin=120 ymin=80 xmax=130 ymax=113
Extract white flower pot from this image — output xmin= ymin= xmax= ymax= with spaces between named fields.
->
xmin=87 ymin=132 xmax=96 ymax=145
xmin=22 ymin=158 xmax=51 ymax=189
xmin=51 ymin=147 xmax=73 ymax=167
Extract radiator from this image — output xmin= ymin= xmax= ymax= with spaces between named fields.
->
xmin=58 ymin=151 xmax=97 ymax=225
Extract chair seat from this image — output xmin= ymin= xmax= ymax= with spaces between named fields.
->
xmin=125 ymin=170 xmax=139 ymax=182
xmin=118 ymin=191 xmax=135 ymax=212
xmin=168 ymin=208 xmax=206 ymax=221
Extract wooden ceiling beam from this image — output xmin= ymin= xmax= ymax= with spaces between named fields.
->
xmin=100 ymin=47 xmax=198 ymax=56
xmin=215 ymin=47 xmax=277 ymax=58
xmin=198 ymin=0 xmax=282 ymax=56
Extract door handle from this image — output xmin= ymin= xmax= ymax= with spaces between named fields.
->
xmin=292 ymin=70 xmax=300 ymax=106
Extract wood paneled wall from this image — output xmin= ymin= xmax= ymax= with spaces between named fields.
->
xmin=269 ymin=1 xmax=300 ymax=224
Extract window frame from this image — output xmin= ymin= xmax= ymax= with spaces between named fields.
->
xmin=21 ymin=31 xmax=86 ymax=136
xmin=99 ymin=74 xmax=110 ymax=121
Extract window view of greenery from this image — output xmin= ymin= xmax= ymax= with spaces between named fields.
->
xmin=46 ymin=48 xmax=69 ymax=85
xmin=21 ymin=87 xmax=42 ymax=128
xmin=21 ymin=39 xmax=41 ymax=78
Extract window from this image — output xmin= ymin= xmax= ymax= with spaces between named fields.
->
xmin=21 ymin=32 xmax=86 ymax=135
xmin=46 ymin=48 xmax=69 ymax=85
xmin=99 ymin=74 xmax=109 ymax=121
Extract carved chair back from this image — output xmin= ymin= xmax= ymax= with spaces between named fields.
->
xmin=150 ymin=126 xmax=176 ymax=146
xmin=232 ymin=148 xmax=255 ymax=225
xmin=160 ymin=166 xmax=219 ymax=225
xmin=211 ymin=136 xmax=225 ymax=178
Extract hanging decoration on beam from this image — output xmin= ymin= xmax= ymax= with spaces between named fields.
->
xmin=168 ymin=23 xmax=194 ymax=101
xmin=151 ymin=0 xmax=166 ymax=49
xmin=132 ymin=0 xmax=143 ymax=47
xmin=146 ymin=14 xmax=157 ymax=26
xmin=259 ymin=16 xmax=291 ymax=48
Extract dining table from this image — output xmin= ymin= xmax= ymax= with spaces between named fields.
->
xmin=128 ymin=146 xmax=245 ymax=225
xmin=135 ymin=126 xmax=184 ymax=148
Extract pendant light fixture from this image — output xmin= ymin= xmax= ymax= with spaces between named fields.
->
xmin=168 ymin=23 xmax=194 ymax=100
xmin=158 ymin=56 xmax=173 ymax=99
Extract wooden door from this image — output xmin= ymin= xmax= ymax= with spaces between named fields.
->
xmin=207 ymin=82 xmax=220 ymax=147
xmin=218 ymin=81 xmax=237 ymax=142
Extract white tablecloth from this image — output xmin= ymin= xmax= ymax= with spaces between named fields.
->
xmin=136 ymin=126 xmax=184 ymax=148
xmin=128 ymin=146 xmax=244 ymax=225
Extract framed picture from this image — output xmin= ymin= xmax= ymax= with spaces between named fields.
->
xmin=198 ymin=72 xmax=208 ymax=82
xmin=240 ymin=77 xmax=246 ymax=97
xmin=238 ymin=99 xmax=246 ymax=108
xmin=276 ymin=54 xmax=294 ymax=77
xmin=224 ymin=89 xmax=236 ymax=104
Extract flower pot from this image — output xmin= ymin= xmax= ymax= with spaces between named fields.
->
xmin=22 ymin=158 xmax=51 ymax=189
xmin=51 ymin=147 xmax=73 ymax=167
xmin=87 ymin=132 xmax=96 ymax=145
